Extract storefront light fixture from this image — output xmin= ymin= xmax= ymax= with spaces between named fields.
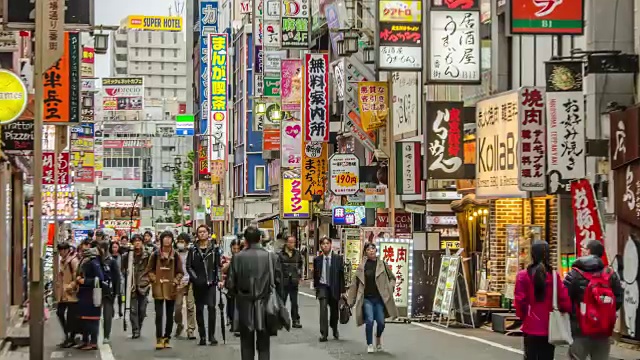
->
xmin=473 ymin=211 xmax=478 ymax=217
xmin=199 ymin=136 xmax=208 ymax=148
xmin=336 ymin=39 xmax=346 ymax=57
xmin=270 ymin=108 xmax=282 ymax=121
xmin=255 ymin=102 xmax=266 ymax=114
xmin=94 ymin=33 xmax=109 ymax=54
xmin=82 ymin=96 xmax=94 ymax=108
xmin=468 ymin=215 xmax=474 ymax=221
xmin=344 ymin=30 xmax=359 ymax=54
xmin=363 ymin=45 xmax=375 ymax=64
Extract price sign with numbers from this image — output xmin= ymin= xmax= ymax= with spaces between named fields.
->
xmin=329 ymin=153 xmax=360 ymax=195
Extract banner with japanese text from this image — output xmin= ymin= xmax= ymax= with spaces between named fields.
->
xmin=208 ymin=33 xmax=229 ymax=163
xmin=44 ymin=32 xmax=81 ymax=123
xmin=281 ymin=170 xmax=310 ymax=219
xmin=81 ymin=46 xmax=95 ymax=77
xmin=301 ymin=142 xmax=328 ymax=201
xmin=425 ymin=101 xmax=464 ymax=179
xmin=570 ymin=178 xmax=606 ymax=265
xmin=43 ymin=152 xmax=71 ymax=185
xmin=358 ymin=81 xmax=388 ymax=131
xmin=304 ymin=53 xmax=329 ymax=142
xmin=518 ymin=87 xmax=546 ymax=191
xmin=395 ymin=142 xmax=421 ymax=194
xmin=379 ymin=240 xmax=411 ymax=307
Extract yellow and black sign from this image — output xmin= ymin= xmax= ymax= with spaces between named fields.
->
xmin=125 ymin=15 xmax=183 ymax=31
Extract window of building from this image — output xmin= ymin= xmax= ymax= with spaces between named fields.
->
xmin=161 ymin=63 xmax=165 ymax=70
xmin=161 ymin=75 xmax=165 ymax=84
xmin=135 ymin=48 xmax=139 ymax=57
xmin=148 ymin=32 xmax=152 ymax=42
xmin=161 ymin=49 xmax=165 ymax=57
xmin=255 ymin=166 xmax=266 ymax=191
xmin=134 ymin=32 xmax=139 ymax=42
xmin=115 ymin=188 xmax=123 ymax=196
xmin=161 ymin=88 xmax=165 ymax=96
xmin=148 ymin=48 xmax=152 ymax=57
xmin=173 ymin=89 xmax=178 ymax=97
xmin=100 ymin=188 xmax=110 ymax=196
xmin=173 ymin=49 xmax=178 ymax=57
xmin=173 ymin=76 xmax=177 ymax=84
xmin=173 ymin=32 xmax=178 ymax=44
xmin=148 ymin=63 xmax=152 ymax=70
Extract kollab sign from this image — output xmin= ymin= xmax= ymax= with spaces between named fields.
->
xmin=475 ymin=90 xmax=525 ymax=198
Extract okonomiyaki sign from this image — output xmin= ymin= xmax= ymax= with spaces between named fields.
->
xmin=475 ymin=90 xmax=525 ymax=198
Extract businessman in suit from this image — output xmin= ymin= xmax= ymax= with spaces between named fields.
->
xmin=313 ymin=237 xmax=345 ymax=342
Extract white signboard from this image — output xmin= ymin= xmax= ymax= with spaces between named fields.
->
xmin=264 ymin=22 xmax=281 ymax=47
xmin=329 ymin=153 xmax=360 ymax=195
xmin=392 ymin=72 xmax=419 ymax=137
xmin=429 ymin=11 xmax=481 ymax=83
xmin=378 ymin=241 xmax=410 ymax=307
xmin=240 ymin=1 xmax=252 ymax=13
xmin=546 ymin=91 xmax=586 ymax=194
xmin=426 ymin=216 xmax=458 ymax=225
xmin=264 ymin=0 xmax=281 ymax=21
xmin=379 ymin=46 xmax=422 ymax=70
xmin=264 ymin=50 xmax=287 ymax=73
xmin=332 ymin=59 xmax=345 ymax=101
xmin=280 ymin=116 xmax=302 ymax=168
xmin=518 ymin=87 xmax=546 ymax=191
xmin=476 ymin=90 xmax=526 ymax=198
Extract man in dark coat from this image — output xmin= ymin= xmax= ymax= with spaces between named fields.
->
xmin=564 ymin=239 xmax=623 ymax=360
xmin=226 ymin=226 xmax=281 ymax=360
xmin=122 ymin=234 xmax=151 ymax=339
xmin=313 ymin=237 xmax=345 ymax=342
xmin=186 ymin=225 xmax=221 ymax=345
xmin=278 ymin=235 xmax=303 ymax=328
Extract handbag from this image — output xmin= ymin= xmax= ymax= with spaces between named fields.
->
xmin=548 ymin=270 xmax=573 ymax=345
xmin=339 ymin=296 xmax=351 ymax=324
xmin=92 ymin=277 xmax=102 ymax=307
xmin=265 ymin=252 xmax=291 ymax=332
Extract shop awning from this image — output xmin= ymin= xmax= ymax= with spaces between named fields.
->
xmin=255 ymin=212 xmax=279 ymax=223
xmin=132 ymin=188 xmax=171 ymax=197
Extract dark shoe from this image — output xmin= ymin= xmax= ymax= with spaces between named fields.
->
xmin=233 ymin=332 xmax=240 ymax=337
xmin=199 ymin=338 xmax=207 ymax=346
xmin=73 ymin=343 xmax=86 ymax=349
xmin=292 ymin=320 xmax=302 ymax=328
xmin=132 ymin=332 xmax=140 ymax=339
xmin=319 ymin=336 xmax=328 ymax=342
xmin=209 ymin=337 xmax=218 ymax=346
xmin=332 ymin=328 xmax=340 ymax=340
xmin=61 ymin=339 xmax=75 ymax=348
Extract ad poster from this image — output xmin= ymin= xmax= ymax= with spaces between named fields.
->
xmin=379 ymin=241 xmax=410 ymax=307
xmin=280 ymin=114 xmax=303 ymax=168
xmin=281 ymin=170 xmax=310 ymax=219
xmin=281 ymin=59 xmax=303 ymax=111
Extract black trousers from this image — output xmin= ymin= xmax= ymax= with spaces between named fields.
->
xmin=102 ymin=297 xmax=115 ymax=339
xmin=226 ymin=295 xmax=235 ymax=324
xmin=84 ymin=319 xmax=100 ymax=345
xmin=130 ymin=292 xmax=148 ymax=334
xmin=523 ymin=334 xmax=555 ymax=360
xmin=195 ymin=303 xmax=216 ymax=340
xmin=56 ymin=302 xmax=77 ymax=339
xmin=154 ymin=299 xmax=176 ymax=339
xmin=282 ymin=283 xmax=300 ymax=321
xmin=317 ymin=286 xmax=338 ymax=337
xmin=240 ymin=329 xmax=270 ymax=360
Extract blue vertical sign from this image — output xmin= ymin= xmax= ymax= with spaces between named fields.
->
xmin=199 ymin=0 xmax=219 ymax=134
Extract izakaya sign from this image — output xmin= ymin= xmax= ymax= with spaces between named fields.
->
xmin=379 ymin=240 xmax=410 ymax=307
xmin=511 ymin=0 xmax=584 ymax=35
xmin=208 ymin=33 xmax=228 ymax=162
xmin=614 ymin=163 xmax=640 ymax=230
xmin=545 ymin=60 xmax=585 ymax=194
xmin=425 ymin=101 xmax=464 ymax=179
xmin=610 ymin=106 xmax=640 ymax=170
xmin=329 ymin=153 xmax=360 ymax=195
xmin=570 ymin=178 xmax=606 ymax=264
xmin=475 ymin=90 xmax=524 ymax=197
xmin=428 ymin=10 xmax=481 ymax=84
xmin=392 ymin=72 xmax=419 ymax=137
xmin=518 ymin=87 xmax=546 ymax=191
xmin=304 ymin=53 xmax=329 ymax=142
xmin=396 ymin=142 xmax=421 ymax=195
xmin=377 ymin=0 xmax=423 ymax=70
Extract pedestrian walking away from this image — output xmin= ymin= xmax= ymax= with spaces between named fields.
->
xmin=226 ymin=225 xmax=282 ymax=360
xmin=313 ymin=236 xmax=346 ymax=342
xmin=564 ymin=239 xmax=623 ymax=360
xmin=97 ymin=240 xmax=121 ymax=344
xmin=221 ymin=239 xmax=241 ymax=337
xmin=110 ymin=241 xmax=125 ymax=318
xmin=515 ymin=240 xmax=572 ymax=360
xmin=187 ymin=225 xmax=221 ymax=346
xmin=278 ymin=235 xmax=303 ymax=328
xmin=74 ymin=245 xmax=105 ymax=351
xmin=54 ymin=242 xmax=80 ymax=348
xmin=145 ymin=231 xmax=185 ymax=350
xmin=174 ymin=232 xmax=196 ymax=339
xmin=347 ymin=242 xmax=398 ymax=353
xmin=122 ymin=234 xmax=151 ymax=339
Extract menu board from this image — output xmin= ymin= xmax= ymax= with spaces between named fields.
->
xmin=432 ymin=255 xmax=451 ymax=314
xmin=344 ymin=228 xmax=362 ymax=272
xmin=441 ymin=256 xmax=461 ymax=316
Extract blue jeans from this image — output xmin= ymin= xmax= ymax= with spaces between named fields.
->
xmin=363 ymin=296 xmax=385 ymax=345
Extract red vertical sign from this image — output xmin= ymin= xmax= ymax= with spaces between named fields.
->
xmin=570 ymin=178 xmax=607 ymax=265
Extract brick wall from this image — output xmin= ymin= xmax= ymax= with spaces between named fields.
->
xmin=488 ymin=196 xmax=558 ymax=292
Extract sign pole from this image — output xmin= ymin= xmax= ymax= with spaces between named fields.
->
xmin=32 ymin=0 xmax=64 ymax=358
xmin=387 ymin=73 xmax=396 ymax=237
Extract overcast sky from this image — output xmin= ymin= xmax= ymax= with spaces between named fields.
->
xmin=94 ymin=0 xmax=182 ymax=78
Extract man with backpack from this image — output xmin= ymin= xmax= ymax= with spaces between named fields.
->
xmin=564 ymin=239 xmax=623 ymax=360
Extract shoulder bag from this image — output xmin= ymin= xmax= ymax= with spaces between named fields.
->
xmin=92 ymin=277 xmax=102 ymax=307
xmin=548 ymin=270 xmax=573 ymax=345
xmin=265 ymin=252 xmax=291 ymax=332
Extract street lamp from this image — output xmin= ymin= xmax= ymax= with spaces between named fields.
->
xmin=255 ymin=102 xmax=266 ymax=114
xmin=82 ymin=95 xmax=93 ymax=108
xmin=336 ymin=39 xmax=347 ymax=57
xmin=344 ymin=30 xmax=359 ymax=54
xmin=93 ymin=33 xmax=109 ymax=54
xmin=363 ymin=45 xmax=375 ymax=64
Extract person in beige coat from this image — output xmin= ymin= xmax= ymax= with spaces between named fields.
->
xmin=347 ymin=243 xmax=398 ymax=353
xmin=55 ymin=242 xmax=80 ymax=348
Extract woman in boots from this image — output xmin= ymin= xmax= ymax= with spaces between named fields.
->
xmin=145 ymin=231 xmax=184 ymax=350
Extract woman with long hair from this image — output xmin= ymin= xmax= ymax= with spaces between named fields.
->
xmin=514 ymin=240 xmax=572 ymax=360
xmin=109 ymin=241 xmax=124 ymax=318
xmin=347 ymin=243 xmax=398 ymax=353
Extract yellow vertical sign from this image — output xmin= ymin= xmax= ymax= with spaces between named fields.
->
xmin=301 ymin=142 xmax=328 ymax=201
xmin=358 ymin=81 xmax=389 ymax=131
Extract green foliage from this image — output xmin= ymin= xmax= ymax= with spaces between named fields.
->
xmin=166 ymin=151 xmax=194 ymax=223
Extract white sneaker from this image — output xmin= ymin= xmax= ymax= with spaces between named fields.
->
xmin=367 ymin=345 xmax=376 ymax=353
xmin=376 ymin=343 xmax=383 ymax=352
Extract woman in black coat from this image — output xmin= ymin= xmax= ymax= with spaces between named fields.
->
xmin=75 ymin=247 xmax=104 ymax=351
xmin=186 ymin=225 xmax=221 ymax=346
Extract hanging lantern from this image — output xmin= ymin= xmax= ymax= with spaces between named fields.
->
xmin=344 ymin=30 xmax=359 ymax=54
xmin=363 ymin=45 xmax=375 ymax=64
xmin=336 ymin=39 xmax=347 ymax=57
xmin=94 ymin=33 xmax=109 ymax=54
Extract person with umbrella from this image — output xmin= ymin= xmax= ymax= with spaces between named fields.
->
xmin=186 ymin=225 xmax=221 ymax=346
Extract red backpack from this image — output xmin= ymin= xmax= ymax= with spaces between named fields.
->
xmin=574 ymin=268 xmax=617 ymax=337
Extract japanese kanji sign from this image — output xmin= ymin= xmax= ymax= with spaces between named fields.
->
xmin=358 ymin=81 xmax=389 ymax=131
xmin=329 ymin=153 xmax=360 ymax=196
xmin=396 ymin=142 xmax=421 ymax=194
xmin=425 ymin=101 xmax=464 ymax=179
xmin=570 ymin=178 xmax=606 ymax=264
xmin=301 ymin=142 xmax=328 ymax=200
xmin=281 ymin=0 xmax=310 ymax=48
xmin=43 ymin=151 xmax=70 ymax=185
xmin=281 ymin=59 xmax=302 ymax=111
xmin=281 ymin=170 xmax=310 ymax=219
xmin=304 ymin=53 xmax=329 ymax=142
xmin=199 ymin=0 xmax=219 ymax=131
xmin=377 ymin=1 xmax=423 ymax=70
xmin=43 ymin=32 xmax=81 ymax=123
xmin=379 ymin=240 xmax=411 ymax=307
xmin=511 ymin=0 xmax=584 ymax=35
xmin=610 ymin=105 xmax=640 ymax=170
xmin=208 ymin=33 xmax=228 ymax=162
xmin=614 ymin=162 xmax=640 ymax=231
xmin=518 ymin=87 xmax=546 ymax=191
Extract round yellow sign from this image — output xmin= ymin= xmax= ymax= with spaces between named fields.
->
xmin=0 ymin=69 xmax=28 ymax=125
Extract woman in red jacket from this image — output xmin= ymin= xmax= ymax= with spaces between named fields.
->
xmin=514 ymin=240 xmax=571 ymax=360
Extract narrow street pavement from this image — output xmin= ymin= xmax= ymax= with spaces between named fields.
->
xmin=38 ymin=287 xmax=640 ymax=360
